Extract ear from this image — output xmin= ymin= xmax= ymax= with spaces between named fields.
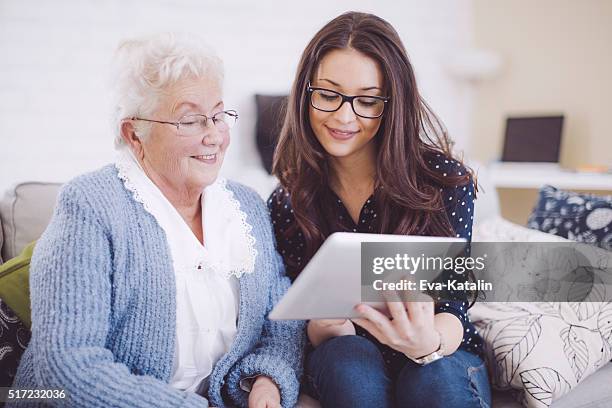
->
xmin=120 ymin=120 xmax=145 ymax=159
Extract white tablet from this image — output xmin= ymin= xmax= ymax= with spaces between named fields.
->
xmin=269 ymin=232 xmax=466 ymax=320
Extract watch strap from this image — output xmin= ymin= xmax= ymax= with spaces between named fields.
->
xmin=410 ymin=329 xmax=445 ymax=366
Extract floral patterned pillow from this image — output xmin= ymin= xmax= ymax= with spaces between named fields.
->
xmin=470 ymin=302 xmax=612 ymax=408
xmin=0 ymin=299 xmax=30 ymax=387
xmin=528 ymin=185 xmax=612 ymax=251
xmin=471 ymin=217 xmax=612 ymax=407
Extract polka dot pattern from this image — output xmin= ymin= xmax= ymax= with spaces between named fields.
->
xmin=267 ymin=156 xmax=484 ymax=371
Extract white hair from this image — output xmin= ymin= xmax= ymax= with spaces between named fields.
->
xmin=111 ymin=32 xmax=224 ymax=149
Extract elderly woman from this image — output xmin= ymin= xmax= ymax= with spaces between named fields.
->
xmin=9 ymin=33 xmax=305 ymax=408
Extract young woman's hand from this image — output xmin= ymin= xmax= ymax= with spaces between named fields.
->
xmin=351 ymin=297 xmax=441 ymax=359
xmin=307 ymin=319 xmax=356 ymax=347
xmin=248 ymin=376 xmax=281 ymax=408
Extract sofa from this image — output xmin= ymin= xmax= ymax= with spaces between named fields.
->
xmin=1 ymin=172 xmax=611 ymax=408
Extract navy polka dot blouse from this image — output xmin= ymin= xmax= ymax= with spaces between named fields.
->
xmin=267 ymin=154 xmax=484 ymax=372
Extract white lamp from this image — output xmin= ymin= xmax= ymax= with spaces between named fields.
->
xmin=444 ymin=49 xmax=503 ymax=82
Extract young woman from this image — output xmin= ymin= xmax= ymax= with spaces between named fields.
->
xmin=268 ymin=12 xmax=491 ymax=408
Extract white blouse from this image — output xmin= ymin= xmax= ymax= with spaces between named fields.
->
xmin=115 ymin=149 xmax=257 ymax=393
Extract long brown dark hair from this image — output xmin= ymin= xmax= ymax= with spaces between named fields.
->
xmin=273 ymin=11 xmax=475 ymax=263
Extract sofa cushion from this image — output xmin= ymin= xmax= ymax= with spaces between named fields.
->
xmin=0 ymin=182 xmax=61 ymax=261
xmin=528 ymin=185 xmax=612 ymax=251
xmin=0 ymin=241 xmax=35 ymax=328
xmin=549 ymin=361 xmax=612 ymax=407
xmin=255 ymin=94 xmax=287 ymax=174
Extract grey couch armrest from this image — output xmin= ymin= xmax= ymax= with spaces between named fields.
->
xmin=0 ymin=182 xmax=62 ymax=261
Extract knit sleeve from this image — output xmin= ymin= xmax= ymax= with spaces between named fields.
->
xmin=20 ymin=182 xmax=208 ymax=408
xmin=225 ymin=186 xmax=306 ymax=408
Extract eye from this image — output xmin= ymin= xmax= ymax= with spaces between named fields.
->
xmin=180 ymin=115 xmax=207 ymax=127
xmin=356 ymin=97 xmax=381 ymax=107
xmin=179 ymin=117 xmax=198 ymax=126
xmin=318 ymin=91 xmax=339 ymax=101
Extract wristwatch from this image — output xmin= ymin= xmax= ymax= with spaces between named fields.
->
xmin=408 ymin=329 xmax=445 ymax=366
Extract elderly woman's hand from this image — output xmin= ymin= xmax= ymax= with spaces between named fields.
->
xmin=248 ymin=376 xmax=281 ymax=408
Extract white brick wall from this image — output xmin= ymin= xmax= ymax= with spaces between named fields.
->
xmin=0 ymin=0 xmax=474 ymax=196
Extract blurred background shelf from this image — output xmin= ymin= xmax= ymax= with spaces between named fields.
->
xmin=488 ymin=162 xmax=612 ymax=191
xmin=484 ymin=162 xmax=612 ymax=225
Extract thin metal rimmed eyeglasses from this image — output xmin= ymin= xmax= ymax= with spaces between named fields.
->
xmin=128 ymin=110 xmax=238 ymax=137
xmin=306 ymin=82 xmax=390 ymax=119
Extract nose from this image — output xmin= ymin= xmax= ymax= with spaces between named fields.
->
xmin=202 ymin=125 xmax=224 ymax=146
xmin=334 ymin=100 xmax=357 ymax=124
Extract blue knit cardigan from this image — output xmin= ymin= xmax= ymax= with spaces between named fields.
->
xmin=10 ymin=165 xmax=305 ymax=408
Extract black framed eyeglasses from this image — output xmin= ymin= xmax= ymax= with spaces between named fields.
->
xmin=306 ymin=82 xmax=390 ymax=119
xmin=128 ymin=110 xmax=238 ymax=137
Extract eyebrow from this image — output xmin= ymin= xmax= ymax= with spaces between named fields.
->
xmin=174 ymin=100 xmax=224 ymax=114
xmin=318 ymin=78 xmax=382 ymax=92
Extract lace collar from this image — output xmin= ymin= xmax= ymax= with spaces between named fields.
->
xmin=114 ymin=149 xmax=256 ymax=279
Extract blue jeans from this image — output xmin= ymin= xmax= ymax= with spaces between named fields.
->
xmin=305 ymin=335 xmax=491 ymax=408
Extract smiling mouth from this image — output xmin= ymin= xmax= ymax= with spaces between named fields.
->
xmin=191 ymin=154 xmax=217 ymax=163
xmin=326 ymin=126 xmax=359 ymax=140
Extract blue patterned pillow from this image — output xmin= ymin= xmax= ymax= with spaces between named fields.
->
xmin=528 ymin=185 xmax=612 ymax=250
xmin=0 ymin=298 xmax=30 ymax=387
